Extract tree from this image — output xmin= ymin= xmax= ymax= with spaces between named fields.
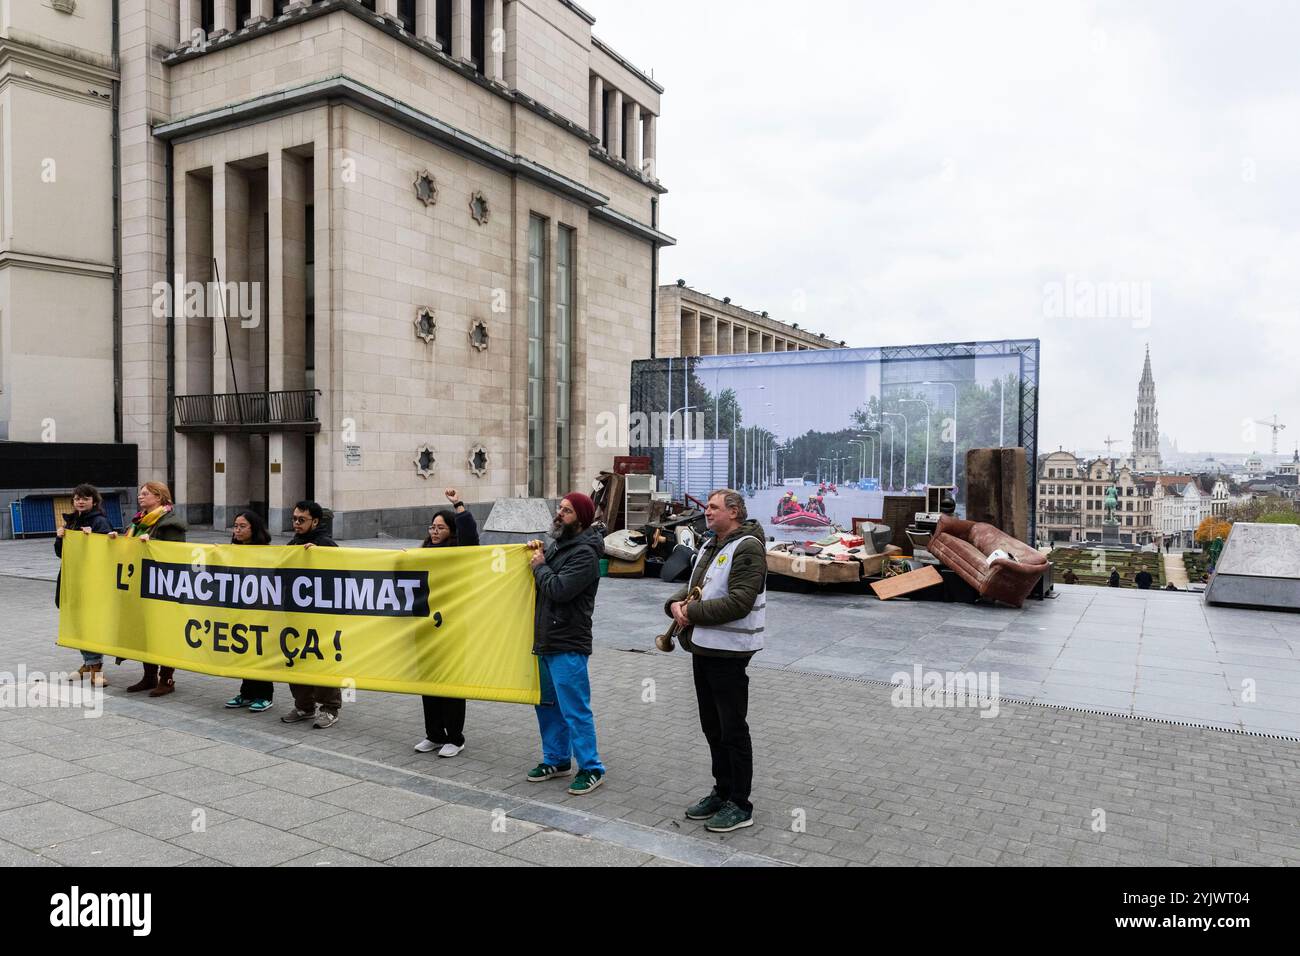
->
xmin=1195 ymin=516 xmax=1232 ymax=546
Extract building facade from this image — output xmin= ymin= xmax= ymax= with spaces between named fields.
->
xmin=4 ymin=0 xmax=674 ymax=537
xmin=1038 ymin=450 xmax=1157 ymax=546
xmin=655 ymin=283 xmax=839 ymax=358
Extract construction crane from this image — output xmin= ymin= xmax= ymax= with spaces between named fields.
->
xmin=1103 ymin=435 xmax=1123 ymax=471
xmin=1255 ymin=415 xmax=1288 ymax=456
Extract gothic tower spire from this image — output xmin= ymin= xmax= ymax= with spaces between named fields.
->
xmin=1131 ymin=345 xmax=1161 ymax=473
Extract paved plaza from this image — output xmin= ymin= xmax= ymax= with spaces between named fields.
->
xmin=1 ymin=534 xmax=1298 ymax=866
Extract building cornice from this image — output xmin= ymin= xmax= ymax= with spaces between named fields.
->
xmin=591 ymin=205 xmax=675 ymax=247
xmin=589 ymin=145 xmax=666 ymax=194
xmin=591 ymin=35 xmax=664 ymax=94
xmin=661 ymin=285 xmax=834 ymax=347
xmin=0 ymin=37 xmax=117 ymax=89
xmin=0 ymin=250 xmax=115 ymax=278
xmin=160 ymin=0 xmax=662 ymax=194
xmin=558 ymin=0 xmax=598 ymax=26
xmin=152 ymin=76 xmax=671 ymax=243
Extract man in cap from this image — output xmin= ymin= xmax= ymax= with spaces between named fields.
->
xmin=525 ymin=492 xmax=607 ymax=795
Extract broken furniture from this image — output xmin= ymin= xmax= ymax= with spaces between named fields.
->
xmin=926 ymin=515 xmax=1049 ymax=608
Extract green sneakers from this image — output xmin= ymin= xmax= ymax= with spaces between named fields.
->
xmin=685 ymin=791 xmax=726 ymax=820
xmin=567 ymin=769 xmax=605 ymax=795
xmin=526 ymin=762 xmax=573 ymax=782
xmin=705 ymin=801 xmax=754 ymax=833
xmin=224 ymin=696 xmax=249 ymax=709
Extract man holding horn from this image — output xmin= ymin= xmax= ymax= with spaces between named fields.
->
xmin=664 ymin=489 xmax=767 ymax=833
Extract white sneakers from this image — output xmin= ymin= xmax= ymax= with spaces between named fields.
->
xmin=414 ymin=739 xmax=465 ymax=758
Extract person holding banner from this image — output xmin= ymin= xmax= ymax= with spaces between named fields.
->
xmin=281 ymin=500 xmax=344 ymax=730
xmin=413 ymin=488 xmax=479 ymax=757
xmin=525 ymin=492 xmax=607 ymax=795
xmin=223 ymin=510 xmax=276 ymax=714
xmin=111 ymin=482 xmax=188 ymax=697
xmin=664 ymin=489 xmax=766 ymax=833
xmin=55 ymin=484 xmax=115 ymax=686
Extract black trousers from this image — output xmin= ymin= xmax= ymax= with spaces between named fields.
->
xmin=239 ymin=680 xmax=274 ymax=700
xmin=422 ymin=696 xmax=466 ymax=747
xmin=691 ymin=654 xmax=753 ymax=814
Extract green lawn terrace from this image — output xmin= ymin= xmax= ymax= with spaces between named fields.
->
xmin=1049 ymin=547 xmax=1166 ymax=589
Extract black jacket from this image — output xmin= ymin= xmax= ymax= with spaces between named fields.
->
xmin=54 ymin=507 xmax=114 ymax=608
xmin=290 ymin=526 xmax=338 ymax=548
xmin=532 ymin=526 xmax=604 ymax=656
xmin=422 ymin=510 xmax=480 ymax=549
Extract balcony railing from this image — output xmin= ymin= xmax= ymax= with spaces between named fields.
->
xmin=174 ymin=390 xmax=322 ymax=434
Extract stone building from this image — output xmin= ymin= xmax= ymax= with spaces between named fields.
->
xmin=1037 ymin=450 xmax=1157 ymax=546
xmin=655 ymin=283 xmax=839 ymax=358
xmin=2 ymin=0 xmax=674 ymax=537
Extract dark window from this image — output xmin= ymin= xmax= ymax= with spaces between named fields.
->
xmin=436 ymin=0 xmax=452 ymax=52
xmin=399 ymin=0 xmax=416 ymax=32
xmin=358 ymin=0 xmax=376 ymax=11
xmin=602 ymin=89 xmax=614 ymax=149
xmin=471 ymin=0 xmax=486 ymax=73
xmin=236 ymin=0 xmax=250 ymax=28
xmin=201 ymin=0 xmax=215 ymax=34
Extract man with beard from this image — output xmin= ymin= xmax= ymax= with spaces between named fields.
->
xmin=525 ymin=492 xmax=607 ymax=795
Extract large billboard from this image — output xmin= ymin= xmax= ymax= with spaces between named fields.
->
xmin=630 ymin=340 xmax=1041 ymax=542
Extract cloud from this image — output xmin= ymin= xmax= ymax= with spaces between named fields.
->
xmin=586 ymin=0 xmax=1300 ymax=458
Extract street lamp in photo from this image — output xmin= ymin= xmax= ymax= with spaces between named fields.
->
xmin=922 ymin=380 xmax=958 ymax=487
xmin=881 ymin=412 xmax=908 ymax=491
xmin=669 ymin=404 xmax=696 ymax=499
xmin=729 ymin=384 xmax=766 ymax=488
xmin=900 ymin=398 xmax=931 ymax=489
xmin=858 ymin=430 xmax=882 ymax=483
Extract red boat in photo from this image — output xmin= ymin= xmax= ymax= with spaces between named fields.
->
xmin=771 ymin=504 xmax=833 ymax=528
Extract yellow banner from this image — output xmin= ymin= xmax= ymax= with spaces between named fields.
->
xmin=57 ymin=533 xmax=540 ymax=705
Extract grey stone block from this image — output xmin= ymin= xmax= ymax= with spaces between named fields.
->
xmin=43 ymin=825 xmax=201 ymax=867
xmin=503 ymin=829 xmax=653 ymax=867
xmin=92 ymin=793 xmax=237 ymax=840
xmin=290 ymin=810 xmax=435 ymax=861
xmin=403 ymin=803 xmax=541 ymax=850
xmin=389 ymin=838 xmax=534 ymax=867
xmin=27 ymin=771 xmax=159 ymax=812
xmin=0 ymin=800 xmax=118 ymax=849
xmin=171 ymin=818 xmax=325 ymax=866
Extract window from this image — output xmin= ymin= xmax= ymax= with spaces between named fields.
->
xmin=471 ymin=0 xmax=486 ymax=73
xmin=237 ymin=0 xmax=250 ymax=28
xmin=436 ymin=0 xmax=452 ymax=52
xmin=527 ymin=216 xmax=547 ymax=498
xmin=201 ymin=0 xmax=215 ymax=34
xmin=399 ymin=0 xmax=416 ymax=31
xmin=555 ymin=226 xmax=574 ymax=493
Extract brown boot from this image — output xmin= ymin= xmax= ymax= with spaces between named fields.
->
xmin=127 ymin=670 xmax=157 ymax=693
xmin=149 ymin=678 xmax=175 ymax=698
xmin=70 ymin=665 xmax=94 ymax=681
xmin=90 ymin=664 xmax=108 ymax=688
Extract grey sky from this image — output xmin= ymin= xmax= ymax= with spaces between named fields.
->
xmin=586 ymin=0 xmax=1300 ymax=461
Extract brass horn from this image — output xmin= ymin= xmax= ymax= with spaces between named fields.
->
xmin=655 ymin=586 xmax=702 ymax=653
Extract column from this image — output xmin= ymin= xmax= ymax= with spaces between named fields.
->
xmin=589 ymin=75 xmax=604 ymax=146
xmin=249 ymin=0 xmax=271 ymax=25
xmin=214 ymin=0 xmax=236 ymax=36
xmin=312 ymin=112 xmax=337 ymax=518
xmin=452 ymin=0 xmax=472 ymax=63
xmin=643 ymin=112 xmax=657 ymax=178
xmin=486 ymin=0 xmax=504 ymax=81
xmin=178 ymin=0 xmax=201 ymax=45
xmin=415 ymin=0 xmax=439 ymax=46
xmin=608 ymin=89 xmax=623 ymax=163
xmin=378 ymin=0 xmax=400 ymax=22
xmin=626 ymin=101 xmax=642 ymax=168
xmin=173 ymin=165 xmax=214 ymax=524
xmin=268 ymin=150 xmax=310 ymax=533
xmin=212 ymin=161 xmax=251 ymax=527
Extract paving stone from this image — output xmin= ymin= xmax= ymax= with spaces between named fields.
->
xmin=317 ymin=781 xmax=447 ymax=822
xmin=290 ymin=810 xmax=435 ymax=861
xmin=404 ymin=803 xmax=542 ymax=850
xmin=502 ymin=830 xmax=654 ymax=867
xmin=278 ymin=847 xmax=388 ymax=867
xmin=27 ymin=771 xmax=159 ymax=812
xmin=41 ymin=825 xmax=200 ymax=867
xmin=92 ymin=792 xmax=238 ymax=840
xmin=171 ymin=818 xmax=325 ymax=866
xmin=0 ymin=800 xmax=118 ymax=849
xmin=238 ymin=762 xmax=360 ymax=797
xmin=389 ymin=838 xmax=534 ymax=867
xmin=210 ymin=791 xmax=349 ymax=830
xmin=0 ymin=838 xmax=59 ymax=866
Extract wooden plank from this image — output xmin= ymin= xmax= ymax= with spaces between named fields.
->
xmin=871 ymin=565 xmax=943 ymax=600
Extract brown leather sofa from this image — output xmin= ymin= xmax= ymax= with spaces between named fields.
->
xmin=927 ymin=515 xmax=1049 ymax=608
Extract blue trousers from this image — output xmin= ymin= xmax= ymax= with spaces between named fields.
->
xmin=534 ymin=652 xmax=605 ymax=773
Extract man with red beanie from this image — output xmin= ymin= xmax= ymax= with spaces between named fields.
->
xmin=526 ymin=492 xmax=607 ymax=794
